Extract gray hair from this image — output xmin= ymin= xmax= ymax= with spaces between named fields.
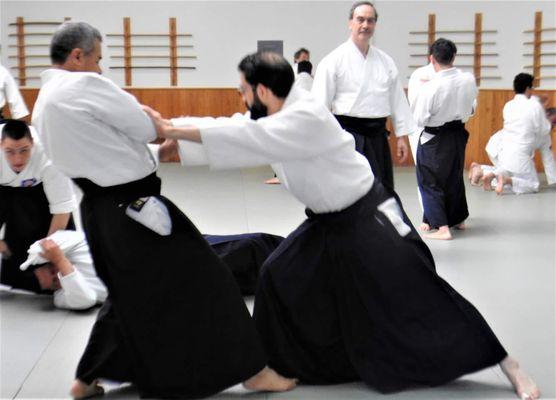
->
xmin=50 ymin=21 xmax=102 ymax=64
xmin=349 ymin=1 xmax=378 ymax=21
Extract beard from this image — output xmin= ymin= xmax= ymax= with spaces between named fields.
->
xmin=246 ymin=92 xmax=268 ymax=120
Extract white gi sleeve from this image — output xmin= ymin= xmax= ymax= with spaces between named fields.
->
xmin=411 ymin=83 xmax=436 ymax=128
xmin=54 ymin=270 xmax=98 ymax=310
xmin=81 ymin=75 xmax=157 ymax=143
xmin=311 ymin=58 xmax=337 ymax=110
xmin=1 ymin=66 xmax=29 ymax=119
xmin=41 ymin=161 xmax=78 ymax=214
xmin=388 ymin=64 xmax=417 ymax=137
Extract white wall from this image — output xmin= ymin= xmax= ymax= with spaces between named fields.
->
xmin=1 ymin=0 xmax=555 ymax=89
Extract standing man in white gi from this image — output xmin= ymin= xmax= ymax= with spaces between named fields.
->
xmin=0 ymin=120 xmax=76 ymax=292
xmin=0 ymin=63 xmax=29 ymax=123
xmin=469 ymin=73 xmax=551 ymax=195
xmin=144 ymin=51 xmax=539 ymax=400
xmin=32 ymin=21 xmax=295 ymax=399
xmin=312 ymin=1 xmax=415 ymax=192
xmin=411 ymin=39 xmax=477 ymax=240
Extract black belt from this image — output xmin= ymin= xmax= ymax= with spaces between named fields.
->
xmin=424 ymin=120 xmax=464 ymax=135
xmin=73 ymin=173 xmax=161 ymax=200
xmin=335 ymin=115 xmax=387 ymax=129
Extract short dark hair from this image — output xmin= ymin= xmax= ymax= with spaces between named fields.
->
xmin=294 ymin=48 xmax=310 ymax=62
xmin=1 ymin=119 xmax=33 ymax=141
xmin=430 ymin=38 xmax=457 ymax=66
xmin=238 ymin=52 xmax=295 ymax=99
xmin=513 ymin=73 xmax=534 ymax=94
xmin=349 ymin=1 xmax=378 ymax=21
xmin=297 ymin=60 xmax=312 ymax=75
xmin=50 ymin=21 xmax=102 ymax=64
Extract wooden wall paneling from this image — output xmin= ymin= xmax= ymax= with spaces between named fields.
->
xmin=19 ymin=88 xmax=554 ymax=170
xmin=533 ymin=11 xmax=542 ymax=87
xmin=427 ymin=14 xmax=436 ymax=56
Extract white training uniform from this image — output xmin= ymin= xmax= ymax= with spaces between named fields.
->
xmin=531 ymin=96 xmax=556 ymax=185
xmin=481 ymin=94 xmax=551 ymax=194
xmin=411 ymin=67 xmax=477 ymax=142
xmin=22 ymin=230 xmax=107 ymax=310
xmin=175 ymin=86 xmax=374 ymax=214
xmin=0 ymin=64 xmax=29 ymax=119
xmin=311 ymin=39 xmax=416 ymax=137
xmin=32 ymin=69 xmax=158 ymax=186
xmin=0 ymin=125 xmax=77 ymax=214
xmin=407 ymin=63 xmax=436 ymax=159
xmin=294 ymin=72 xmax=313 ymax=92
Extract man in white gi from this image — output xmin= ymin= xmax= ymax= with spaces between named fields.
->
xmin=32 ymin=21 xmax=295 ymax=399
xmin=312 ymin=1 xmax=415 ymax=191
xmin=0 ymin=119 xmax=76 ymax=292
xmin=20 ymin=230 xmax=107 ymax=310
xmin=469 ymin=73 xmax=551 ymax=194
xmin=294 ymin=61 xmax=313 ymax=92
xmin=411 ymin=39 xmax=477 ymax=240
xmin=0 ymin=63 xmax=29 ymax=122
xmin=293 ymin=47 xmax=310 ymax=65
xmin=144 ymin=51 xmax=539 ymax=400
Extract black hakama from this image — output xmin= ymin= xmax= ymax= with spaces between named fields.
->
xmin=73 ymin=173 xmax=266 ymax=398
xmin=416 ymin=120 xmax=469 ymax=228
xmin=0 ymin=184 xmax=69 ymax=292
xmin=335 ymin=115 xmax=394 ymax=192
xmin=204 ymin=233 xmax=284 ymax=295
xmin=253 ymin=180 xmax=507 ymax=393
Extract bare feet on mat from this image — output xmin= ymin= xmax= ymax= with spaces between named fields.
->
xmin=470 ymin=164 xmax=483 ymax=186
xmin=265 ymin=177 xmax=281 ymax=184
xmin=482 ymin=173 xmax=495 ymax=191
xmin=419 ymin=223 xmax=431 ymax=231
xmin=70 ymin=379 xmax=104 ymax=399
xmin=500 ymin=357 xmax=541 ymax=400
xmin=159 ymin=138 xmax=179 ymax=162
xmin=454 ymin=222 xmax=466 ymax=230
xmin=424 ymin=226 xmax=452 ymax=240
xmin=243 ymin=366 xmax=297 ymax=392
xmin=496 ymin=174 xmax=511 ymax=195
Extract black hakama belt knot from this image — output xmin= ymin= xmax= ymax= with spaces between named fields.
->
xmin=334 ymin=114 xmax=394 ymax=191
xmin=254 ymin=180 xmax=507 ymax=393
xmin=73 ymin=173 xmax=267 ymax=398
xmin=417 ymin=120 xmax=469 ymax=228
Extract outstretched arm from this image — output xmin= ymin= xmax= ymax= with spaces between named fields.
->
xmin=142 ymin=105 xmax=202 ymax=143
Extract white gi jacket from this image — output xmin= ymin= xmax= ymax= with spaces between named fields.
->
xmin=0 ymin=64 xmax=29 ymax=119
xmin=174 ymin=86 xmax=375 ymax=214
xmin=32 ymin=69 xmax=158 ymax=186
xmin=0 ymin=125 xmax=77 ymax=214
xmin=312 ymin=39 xmax=416 ymax=137
xmin=410 ymin=68 xmax=477 ymax=144
xmin=294 ymin=72 xmax=313 ymax=92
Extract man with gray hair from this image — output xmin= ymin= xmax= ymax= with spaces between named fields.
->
xmin=312 ymin=1 xmax=415 ymax=192
xmin=32 ymin=21 xmax=296 ymax=399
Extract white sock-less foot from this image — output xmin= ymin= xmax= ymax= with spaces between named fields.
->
xmin=265 ymin=177 xmax=281 ymax=185
xmin=419 ymin=223 xmax=431 ymax=231
xmin=500 ymin=357 xmax=540 ymax=400
xmin=70 ymin=379 xmax=104 ymax=399
xmin=483 ymin=173 xmax=495 ymax=191
xmin=454 ymin=222 xmax=466 ymax=230
xmin=424 ymin=226 xmax=452 ymax=240
xmin=243 ymin=367 xmax=297 ymax=392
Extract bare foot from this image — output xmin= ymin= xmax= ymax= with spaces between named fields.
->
xmin=265 ymin=177 xmax=281 ymax=185
xmin=424 ymin=226 xmax=452 ymax=240
xmin=419 ymin=223 xmax=431 ymax=231
xmin=500 ymin=357 xmax=541 ymax=400
xmin=482 ymin=173 xmax=495 ymax=191
xmin=159 ymin=138 xmax=179 ymax=162
xmin=470 ymin=165 xmax=483 ymax=186
xmin=243 ymin=366 xmax=297 ymax=392
xmin=454 ymin=222 xmax=466 ymax=230
xmin=70 ymin=379 xmax=104 ymax=399
xmin=468 ymin=162 xmax=480 ymax=181
xmin=496 ymin=174 xmax=511 ymax=196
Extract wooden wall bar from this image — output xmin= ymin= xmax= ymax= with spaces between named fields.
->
xmin=15 ymin=87 xmax=556 ymax=171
